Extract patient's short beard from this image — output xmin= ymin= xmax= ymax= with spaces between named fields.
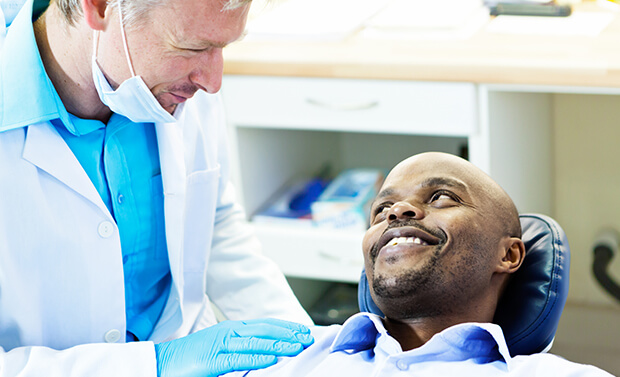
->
xmin=371 ymin=247 xmax=444 ymax=319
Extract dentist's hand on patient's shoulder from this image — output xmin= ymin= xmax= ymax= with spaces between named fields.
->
xmin=154 ymin=318 xmax=314 ymax=377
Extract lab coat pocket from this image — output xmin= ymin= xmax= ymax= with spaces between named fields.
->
xmin=183 ymin=165 xmax=221 ymax=273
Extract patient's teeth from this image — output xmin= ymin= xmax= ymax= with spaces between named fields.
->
xmin=387 ymin=236 xmax=431 ymax=247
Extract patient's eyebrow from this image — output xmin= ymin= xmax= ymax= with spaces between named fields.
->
xmin=420 ymin=177 xmax=467 ymax=191
xmin=369 ymin=188 xmax=395 ymax=211
xmin=374 ymin=188 xmax=395 ymax=201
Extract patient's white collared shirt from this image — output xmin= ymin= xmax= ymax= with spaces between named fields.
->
xmin=226 ymin=312 xmax=613 ymax=377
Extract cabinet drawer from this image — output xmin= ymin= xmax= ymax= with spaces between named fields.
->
xmin=222 ymin=76 xmax=476 ymax=136
xmin=253 ymin=224 xmax=365 ymax=283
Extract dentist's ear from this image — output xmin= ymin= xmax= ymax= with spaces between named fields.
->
xmin=81 ymin=0 xmax=110 ymax=31
xmin=497 ymin=237 xmax=526 ymax=275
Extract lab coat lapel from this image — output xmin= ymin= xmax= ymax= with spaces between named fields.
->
xmin=22 ymin=122 xmax=110 ymax=215
xmin=155 ymin=118 xmax=186 ymax=305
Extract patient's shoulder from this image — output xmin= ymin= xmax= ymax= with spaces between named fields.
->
xmin=223 ymin=324 xmax=344 ymax=377
xmin=309 ymin=323 xmax=342 ymax=343
xmin=511 ymin=353 xmax=614 ymax=376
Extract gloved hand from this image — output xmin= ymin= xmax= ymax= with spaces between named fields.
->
xmin=154 ymin=318 xmax=314 ymax=377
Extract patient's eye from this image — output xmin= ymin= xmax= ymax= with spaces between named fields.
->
xmin=429 ymin=190 xmax=460 ymax=207
xmin=371 ymin=203 xmax=392 ymax=223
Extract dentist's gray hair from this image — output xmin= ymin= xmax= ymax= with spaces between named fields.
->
xmin=54 ymin=0 xmax=251 ymax=28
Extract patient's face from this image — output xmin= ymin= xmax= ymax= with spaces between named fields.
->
xmin=362 ymin=152 xmax=505 ymax=319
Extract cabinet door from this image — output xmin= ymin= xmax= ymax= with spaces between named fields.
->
xmin=222 ymin=76 xmax=477 ymax=135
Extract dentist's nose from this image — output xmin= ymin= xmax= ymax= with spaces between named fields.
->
xmin=387 ymin=201 xmax=425 ymax=224
xmin=189 ymin=48 xmax=224 ymax=94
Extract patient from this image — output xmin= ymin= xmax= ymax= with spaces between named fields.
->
xmin=227 ymin=152 xmax=613 ymax=376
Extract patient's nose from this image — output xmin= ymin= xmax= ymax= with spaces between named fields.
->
xmin=387 ymin=201 xmax=424 ymax=223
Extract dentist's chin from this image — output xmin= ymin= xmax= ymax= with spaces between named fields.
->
xmin=157 ymin=93 xmax=186 ymax=113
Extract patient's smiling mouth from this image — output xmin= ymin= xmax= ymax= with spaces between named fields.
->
xmin=371 ymin=224 xmax=444 ymax=264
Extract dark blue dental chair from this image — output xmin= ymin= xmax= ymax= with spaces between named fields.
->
xmin=358 ymin=213 xmax=570 ymax=357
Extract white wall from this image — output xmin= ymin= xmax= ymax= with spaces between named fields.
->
xmin=551 ymin=93 xmax=620 ymax=375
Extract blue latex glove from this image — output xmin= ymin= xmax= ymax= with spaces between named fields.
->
xmin=154 ymin=318 xmax=314 ymax=377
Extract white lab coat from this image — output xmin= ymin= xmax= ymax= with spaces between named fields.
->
xmin=0 ymin=87 xmax=312 ymax=376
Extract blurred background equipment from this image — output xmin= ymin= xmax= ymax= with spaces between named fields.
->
xmin=486 ymin=0 xmax=572 ymax=17
xmin=592 ymin=230 xmax=620 ymax=303
xmin=308 ymin=283 xmax=359 ymax=325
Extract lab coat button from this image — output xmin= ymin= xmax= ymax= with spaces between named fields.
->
xmin=117 ymin=194 xmax=124 ymax=204
xmin=104 ymin=329 xmax=121 ymax=343
xmin=98 ymin=221 xmax=114 ymax=238
xmin=396 ymin=360 xmax=409 ymax=371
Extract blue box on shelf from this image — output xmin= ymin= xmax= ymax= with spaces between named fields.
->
xmin=311 ymin=169 xmax=384 ymax=231
xmin=252 ymin=177 xmax=330 ymax=227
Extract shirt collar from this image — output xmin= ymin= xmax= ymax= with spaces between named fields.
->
xmin=330 ymin=313 xmax=512 ymax=367
xmin=330 ymin=312 xmax=387 ymax=354
xmin=0 ymin=0 xmax=85 ymax=135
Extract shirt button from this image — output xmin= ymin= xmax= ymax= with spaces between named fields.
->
xmin=98 ymin=221 xmax=114 ymax=238
xmin=117 ymin=194 xmax=124 ymax=204
xmin=104 ymin=329 xmax=121 ymax=343
xmin=396 ymin=360 xmax=409 ymax=371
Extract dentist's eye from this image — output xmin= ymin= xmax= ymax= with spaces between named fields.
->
xmin=174 ymin=44 xmax=214 ymax=55
xmin=185 ymin=47 xmax=211 ymax=54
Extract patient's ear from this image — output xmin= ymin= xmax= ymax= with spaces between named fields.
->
xmin=496 ymin=237 xmax=526 ymax=274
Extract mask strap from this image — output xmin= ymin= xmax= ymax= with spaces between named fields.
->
xmin=92 ymin=30 xmax=100 ymax=57
xmin=118 ymin=1 xmax=136 ymax=77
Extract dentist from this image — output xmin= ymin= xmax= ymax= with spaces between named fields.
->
xmin=0 ymin=0 xmax=314 ymax=375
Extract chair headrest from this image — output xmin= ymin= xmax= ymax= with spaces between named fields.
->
xmin=358 ymin=213 xmax=570 ymax=356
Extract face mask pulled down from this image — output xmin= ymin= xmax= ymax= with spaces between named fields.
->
xmin=91 ymin=7 xmax=176 ymax=124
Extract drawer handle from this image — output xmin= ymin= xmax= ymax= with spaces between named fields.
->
xmin=305 ymin=98 xmax=379 ymax=111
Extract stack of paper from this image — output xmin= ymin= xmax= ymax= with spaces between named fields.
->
xmin=362 ymin=0 xmax=490 ymax=40
xmin=486 ymin=11 xmax=614 ymax=36
xmin=246 ymin=0 xmax=390 ymax=41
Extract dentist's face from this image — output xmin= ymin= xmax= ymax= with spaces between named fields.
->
xmin=362 ymin=152 xmax=506 ymax=319
xmin=95 ymin=0 xmax=249 ymax=113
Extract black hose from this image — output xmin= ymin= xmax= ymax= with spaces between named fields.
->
xmin=592 ymin=244 xmax=620 ymax=302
